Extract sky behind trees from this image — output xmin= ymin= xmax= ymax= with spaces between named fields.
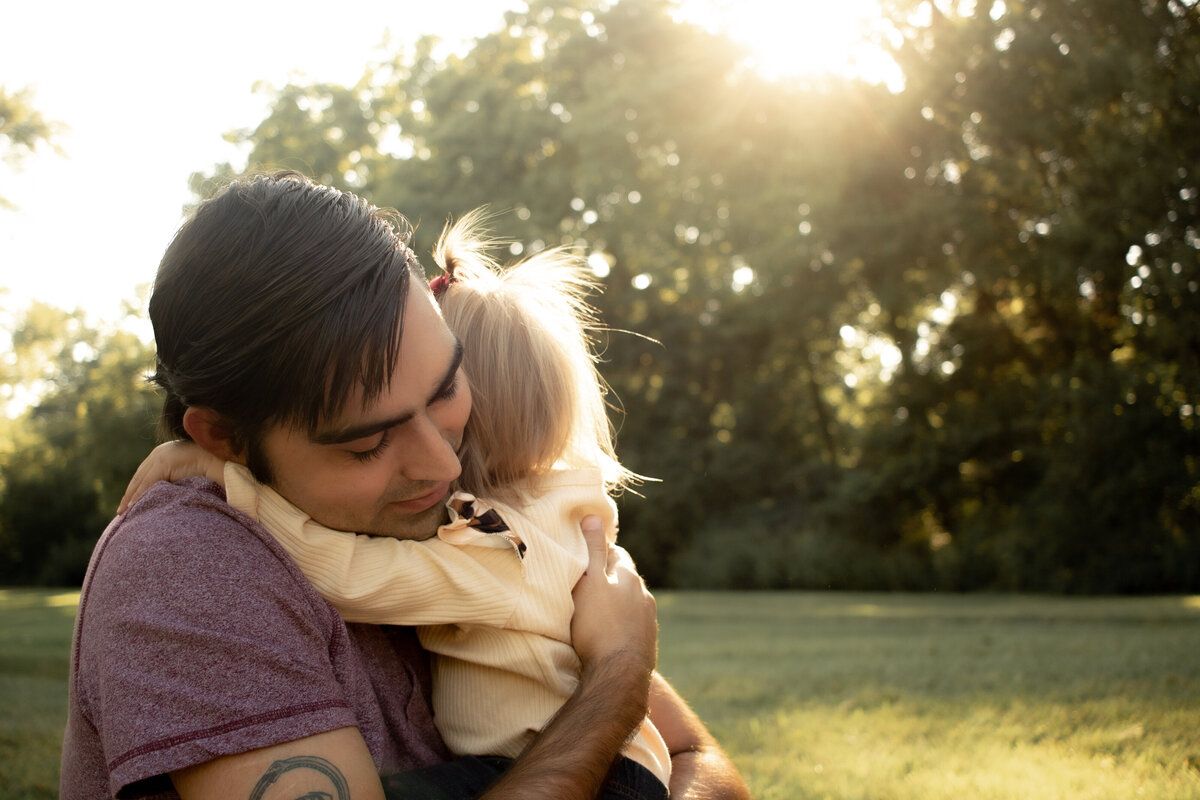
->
xmin=0 ymin=0 xmax=520 ymax=319
xmin=0 ymin=0 xmax=891 ymax=322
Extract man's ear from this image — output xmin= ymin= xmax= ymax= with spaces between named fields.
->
xmin=182 ymin=407 xmax=247 ymax=465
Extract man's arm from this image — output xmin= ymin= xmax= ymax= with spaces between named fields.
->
xmin=168 ymin=666 xmax=656 ymax=800
xmin=172 ymin=727 xmax=384 ymax=800
xmin=478 ymin=650 xmax=653 ymax=799
xmin=172 ymin=515 xmax=657 ymax=800
xmin=650 ymin=673 xmax=752 ymax=800
xmin=479 ymin=520 xmax=752 ymax=800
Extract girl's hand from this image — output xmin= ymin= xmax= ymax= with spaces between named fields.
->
xmin=118 ymin=440 xmax=225 ymax=514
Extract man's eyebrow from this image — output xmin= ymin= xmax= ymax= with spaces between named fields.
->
xmin=429 ymin=338 xmax=465 ymax=404
xmin=311 ymin=337 xmax=464 ymax=446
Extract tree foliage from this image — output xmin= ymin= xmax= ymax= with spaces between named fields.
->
xmin=0 ymin=85 xmax=61 ymax=209
xmin=833 ymin=0 xmax=1200 ymax=591
xmin=0 ymin=302 xmax=157 ymax=584
xmin=4 ymin=0 xmax=1197 ymax=591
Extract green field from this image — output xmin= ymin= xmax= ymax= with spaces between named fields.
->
xmin=656 ymin=592 xmax=1200 ymax=800
xmin=4 ymin=590 xmax=1199 ymax=799
xmin=0 ymin=589 xmax=79 ymax=799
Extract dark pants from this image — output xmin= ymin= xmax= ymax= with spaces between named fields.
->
xmin=382 ymin=754 xmax=668 ymax=800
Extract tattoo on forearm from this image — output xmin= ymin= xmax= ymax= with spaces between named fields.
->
xmin=248 ymin=755 xmax=351 ymax=800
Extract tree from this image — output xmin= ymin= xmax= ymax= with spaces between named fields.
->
xmin=0 ymin=85 xmax=61 ymax=209
xmin=831 ymin=0 xmax=1200 ymax=590
xmin=184 ymin=0 xmax=1200 ymax=592
xmin=0 ymin=301 xmax=158 ymax=584
xmin=199 ymin=0 xmax=865 ymax=583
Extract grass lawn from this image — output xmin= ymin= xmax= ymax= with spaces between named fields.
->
xmin=655 ymin=592 xmax=1200 ymax=800
xmin=0 ymin=588 xmax=79 ymax=800
xmin=3 ymin=589 xmax=1199 ymax=799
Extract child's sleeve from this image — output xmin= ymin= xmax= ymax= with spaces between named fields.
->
xmin=223 ymin=463 xmax=521 ymax=627
xmin=576 ymin=477 xmax=619 ymax=546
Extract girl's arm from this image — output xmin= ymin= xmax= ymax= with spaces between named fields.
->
xmin=224 ymin=462 xmax=522 ymax=628
xmin=120 ymin=442 xmax=522 ymax=628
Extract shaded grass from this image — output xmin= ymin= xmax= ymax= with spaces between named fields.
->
xmin=0 ymin=589 xmax=79 ymax=800
xmin=655 ymin=592 xmax=1200 ymax=800
xmin=4 ymin=590 xmax=1199 ymax=798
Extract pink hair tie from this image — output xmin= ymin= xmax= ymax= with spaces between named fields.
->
xmin=430 ymin=273 xmax=452 ymax=298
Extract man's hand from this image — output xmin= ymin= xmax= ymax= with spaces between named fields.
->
xmin=571 ymin=514 xmax=658 ymax=676
xmin=571 ymin=516 xmax=752 ymax=799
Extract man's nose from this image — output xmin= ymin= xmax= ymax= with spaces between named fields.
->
xmin=401 ymin=415 xmax=462 ymax=483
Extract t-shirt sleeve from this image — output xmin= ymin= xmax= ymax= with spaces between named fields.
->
xmin=225 ymin=463 xmax=522 ymax=627
xmin=75 ymin=490 xmax=361 ymax=797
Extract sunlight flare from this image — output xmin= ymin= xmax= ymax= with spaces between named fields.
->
xmin=676 ymin=0 xmax=902 ymax=88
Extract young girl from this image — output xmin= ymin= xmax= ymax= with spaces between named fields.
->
xmin=121 ymin=213 xmax=670 ymax=799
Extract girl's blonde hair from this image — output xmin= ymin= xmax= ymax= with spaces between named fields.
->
xmin=432 ymin=211 xmax=638 ymax=503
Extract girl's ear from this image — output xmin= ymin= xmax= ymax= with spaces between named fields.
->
xmin=181 ymin=406 xmax=247 ymax=465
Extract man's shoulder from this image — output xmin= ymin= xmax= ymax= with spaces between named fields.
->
xmin=127 ymin=474 xmax=245 ymax=523
xmin=75 ymin=477 xmax=341 ymax=686
xmin=100 ymin=477 xmax=263 ymax=557
xmin=85 ymin=477 xmax=310 ymax=603
xmin=65 ymin=482 xmax=406 ymax=796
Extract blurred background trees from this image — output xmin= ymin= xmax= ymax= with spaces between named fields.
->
xmin=0 ymin=300 xmax=157 ymax=584
xmin=3 ymin=0 xmax=1197 ymax=591
xmin=0 ymin=85 xmax=60 ymax=210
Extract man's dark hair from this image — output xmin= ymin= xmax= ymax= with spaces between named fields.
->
xmin=149 ymin=171 xmax=424 ymax=481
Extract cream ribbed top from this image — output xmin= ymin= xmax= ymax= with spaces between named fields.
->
xmin=224 ymin=463 xmax=670 ymax=786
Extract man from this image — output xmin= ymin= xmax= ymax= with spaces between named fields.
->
xmin=60 ymin=171 xmax=750 ymax=800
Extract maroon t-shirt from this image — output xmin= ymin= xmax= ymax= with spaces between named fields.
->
xmin=60 ymin=478 xmax=450 ymax=799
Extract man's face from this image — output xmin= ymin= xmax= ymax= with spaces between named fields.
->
xmin=255 ymin=289 xmax=472 ymax=541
